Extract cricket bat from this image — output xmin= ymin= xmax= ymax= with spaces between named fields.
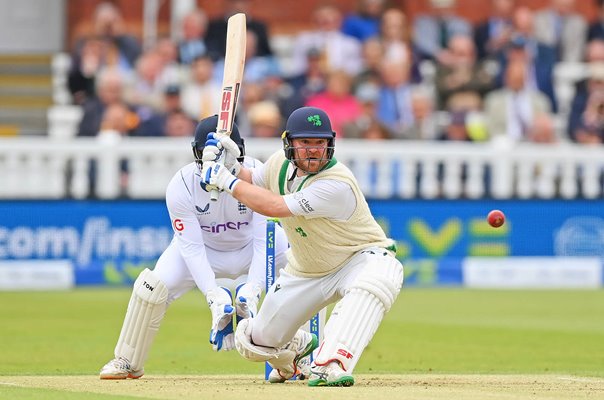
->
xmin=210 ymin=13 xmax=246 ymax=201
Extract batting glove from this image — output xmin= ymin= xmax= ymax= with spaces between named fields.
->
xmin=235 ymin=283 xmax=261 ymax=323
xmin=201 ymin=133 xmax=242 ymax=176
xmin=202 ymin=162 xmax=240 ymax=194
xmin=206 ymin=287 xmax=235 ymax=351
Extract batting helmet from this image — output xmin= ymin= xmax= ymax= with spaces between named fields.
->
xmin=282 ymin=107 xmax=336 ymax=164
xmin=192 ymin=115 xmax=245 ymax=164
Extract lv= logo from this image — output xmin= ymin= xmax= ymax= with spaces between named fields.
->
xmin=378 ymin=216 xmax=509 ymax=259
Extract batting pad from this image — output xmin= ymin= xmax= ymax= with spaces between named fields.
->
xmin=316 ymin=256 xmax=403 ymax=372
xmin=114 ymin=268 xmax=169 ymax=370
xmin=235 ymin=318 xmax=281 ymax=361
xmin=235 ymin=317 xmax=302 ymax=375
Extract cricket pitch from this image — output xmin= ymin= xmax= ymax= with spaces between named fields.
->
xmin=1 ymin=374 xmax=603 ymax=400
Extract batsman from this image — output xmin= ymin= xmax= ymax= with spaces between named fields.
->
xmin=201 ymin=106 xmax=404 ymax=387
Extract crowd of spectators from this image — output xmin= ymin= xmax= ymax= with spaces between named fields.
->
xmin=65 ymin=0 xmax=604 ymax=146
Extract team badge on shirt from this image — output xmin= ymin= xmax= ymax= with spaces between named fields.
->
xmin=295 ymin=227 xmax=307 ymax=237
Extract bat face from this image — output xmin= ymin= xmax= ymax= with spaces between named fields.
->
xmin=217 ymin=83 xmax=241 ymax=133
xmin=215 ymin=13 xmax=246 ymax=136
xmin=209 ymin=13 xmax=246 ymax=201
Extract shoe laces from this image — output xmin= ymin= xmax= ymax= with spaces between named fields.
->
xmin=108 ymin=357 xmax=132 ymax=371
xmin=312 ymin=361 xmax=343 ymax=377
xmin=310 ymin=364 xmax=330 ymax=380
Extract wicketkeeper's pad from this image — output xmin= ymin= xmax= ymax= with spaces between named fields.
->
xmin=114 ymin=268 xmax=168 ymax=370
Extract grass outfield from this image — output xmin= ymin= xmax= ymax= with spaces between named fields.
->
xmin=1 ymin=288 xmax=603 ymax=399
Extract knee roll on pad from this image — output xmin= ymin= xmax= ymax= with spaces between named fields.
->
xmin=349 ymin=256 xmax=404 ymax=312
xmin=315 ymin=257 xmax=403 ymax=372
xmin=114 ymin=268 xmax=169 ymax=370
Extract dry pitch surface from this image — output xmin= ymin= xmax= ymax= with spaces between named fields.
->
xmin=1 ymin=374 xmax=603 ymax=400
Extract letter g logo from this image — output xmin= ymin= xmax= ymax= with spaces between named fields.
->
xmin=173 ymin=219 xmax=184 ymax=232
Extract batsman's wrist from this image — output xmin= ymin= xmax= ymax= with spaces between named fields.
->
xmin=226 ymin=178 xmax=240 ymax=194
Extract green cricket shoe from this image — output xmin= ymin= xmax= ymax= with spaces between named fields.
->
xmin=308 ymin=362 xmax=354 ymax=387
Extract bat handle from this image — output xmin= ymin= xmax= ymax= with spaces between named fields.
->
xmin=209 ymin=152 xmax=226 ymax=201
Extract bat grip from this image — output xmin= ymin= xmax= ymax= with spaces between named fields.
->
xmin=209 ymin=151 xmax=226 ymax=201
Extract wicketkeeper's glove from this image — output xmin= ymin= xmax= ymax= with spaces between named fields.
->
xmin=235 ymin=282 xmax=261 ymax=323
xmin=206 ymin=287 xmax=235 ymax=351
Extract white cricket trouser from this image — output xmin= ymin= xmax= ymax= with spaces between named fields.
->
xmin=153 ymin=237 xmax=287 ymax=304
xmin=251 ymin=246 xmax=401 ymax=347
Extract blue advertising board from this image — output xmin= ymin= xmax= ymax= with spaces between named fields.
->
xmin=371 ymin=200 xmax=604 ymax=258
xmin=370 ymin=200 xmax=604 ymax=285
xmin=0 ymin=201 xmax=172 ymax=285
xmin=0 ymin=200 xmax=603 ymax=286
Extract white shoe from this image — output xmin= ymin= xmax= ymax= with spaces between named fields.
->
xmin=267 ymin=368 xmax=289 ymax=383
xmin=308 ymin=361 xmax=354 ymax=387
xmin=267 ymin=355 xmax=312 ymax=383
xmin=268 ymin=332 xmax=318 ymax=383
xmin=296 ymin=355 xmax=312 ymax=380
xmin=99 ymin=357 xmax=144 ymax=380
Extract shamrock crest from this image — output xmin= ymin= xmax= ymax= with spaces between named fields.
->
xmin=307 ymin=115 xmax=322 ymax=126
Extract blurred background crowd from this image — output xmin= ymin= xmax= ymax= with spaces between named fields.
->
xmin=7 ymin=0 xmax=604 ymax=146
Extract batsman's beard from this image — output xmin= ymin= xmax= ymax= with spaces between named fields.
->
xmin=292 ymin=147 xmax=332 ymax=174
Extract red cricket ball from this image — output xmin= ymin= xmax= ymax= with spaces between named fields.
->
xmin=487 ymin=209 xmax=505 ymax=228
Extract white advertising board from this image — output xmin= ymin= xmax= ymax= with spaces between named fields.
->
xmin=0 ymin=260 xmax=74 ymax=290
xmin=462 ymin=257 xmax=602 ymax=289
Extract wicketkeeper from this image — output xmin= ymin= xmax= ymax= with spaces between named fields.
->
xmin=99 ymin=115 xmax=290 ymax=379
xmin=201 ymin=106 xmax=404 ymax=387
